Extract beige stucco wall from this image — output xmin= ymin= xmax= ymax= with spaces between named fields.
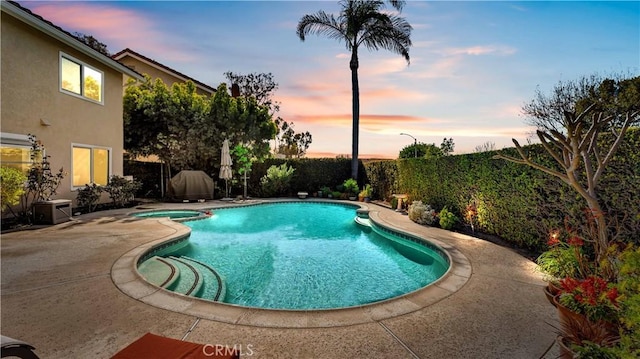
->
xmin=1 ymin=13 xmax=125 ymax=204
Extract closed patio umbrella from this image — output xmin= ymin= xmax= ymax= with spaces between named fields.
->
xmin=219 ymin=139 xmax=233 ymax=198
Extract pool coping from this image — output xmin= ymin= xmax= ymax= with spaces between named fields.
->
xmin=111 ymin=200 xmax=472 ymax=328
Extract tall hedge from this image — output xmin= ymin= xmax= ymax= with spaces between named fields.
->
xmin=395 ymin=128 xmax=640 ymax=252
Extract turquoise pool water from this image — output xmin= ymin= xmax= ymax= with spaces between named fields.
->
xmin=133 ymin=210 xmax=203 ymax=220
xmin=162 ymin=202 xmax=449 ymax=310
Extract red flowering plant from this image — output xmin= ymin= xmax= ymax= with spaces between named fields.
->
xmin=558 ymin=275 xmax=620 ymax=323
xmin=536 ymin=227 xmax=592 ymax=283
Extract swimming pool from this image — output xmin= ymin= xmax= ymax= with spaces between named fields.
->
xmin=138 ymin=202 xmax=449 ymax=310
xmin=132 ymin=210 xmax=207 ymax=221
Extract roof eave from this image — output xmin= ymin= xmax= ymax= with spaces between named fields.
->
xmin=113 ymin=49 xmax=217 ymax=94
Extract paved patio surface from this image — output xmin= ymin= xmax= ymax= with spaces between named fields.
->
xmin=1 ymin=200 xmax=560 ymax=358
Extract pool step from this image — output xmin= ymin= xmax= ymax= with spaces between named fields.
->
xmin=137 ymin=256 xmax=180 ymax=289
xmin=138 ymin=256 xmax=226 ymax=301
xmin=167 ymin=256 xmax=203 ymax=296
xmin=175 ymin=256 xmax=226 ymax=302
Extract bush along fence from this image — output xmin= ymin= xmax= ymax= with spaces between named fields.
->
xmin=394 ymin=128 xmax=640 ymax=253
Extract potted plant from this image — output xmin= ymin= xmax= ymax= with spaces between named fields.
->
xmin=319 ymin=186 xmax=330 ymax=198
xmin=555 ymin=275 xmax=620 ymax=352
xmin=342 ymin=178 xmax=359 ymax=201
xmin=360 ymin=184 xmax=372 ymax=202
xmin=536 ymin=223 xmax=595 ymax=305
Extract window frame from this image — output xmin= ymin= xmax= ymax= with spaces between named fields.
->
xmin=0 ymin=132 xmax=34 ymax=174
xmin=71 ymin=143 xmax=112 ymax=189
xmin=59 ymin=52 xmax=104 ymax=105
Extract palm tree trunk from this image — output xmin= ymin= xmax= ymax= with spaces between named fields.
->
xmin=350 ymin=49 xmax=360 ymax=180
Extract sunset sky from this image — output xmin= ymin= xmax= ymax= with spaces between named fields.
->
xmin=22 ymin=1 xmax=639 ymax=158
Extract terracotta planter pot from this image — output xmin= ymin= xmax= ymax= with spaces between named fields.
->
xmin=548 ymin=281 xmax=562 ymax=295
xmin=556 ymin=336 xmax=575 ymax=359
xmin=554 ymin=295 xmax=619 ymax=345
xmin=543 ymin=285 xmax=558 ymax=307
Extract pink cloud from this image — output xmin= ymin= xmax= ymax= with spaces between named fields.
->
xmin=290 ymin=113 xmax=427 ymax=128
xmin=31 ymin=3 xmax=195 ymax=63
xmin=437 ymin=45 xmax=517 ymax=56
xmin=305 ymin=150 xmax=395 ymax=159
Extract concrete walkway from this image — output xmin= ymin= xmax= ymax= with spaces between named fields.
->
xmin=1 ymin=200 xmax=559 ymax=358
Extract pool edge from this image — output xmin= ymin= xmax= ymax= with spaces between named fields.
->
xmin=111 ymin=200 xmax=472 ymax=328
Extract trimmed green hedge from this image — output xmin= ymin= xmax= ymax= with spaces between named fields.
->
xmin=395 ymin=128 xmax=640 ymax=252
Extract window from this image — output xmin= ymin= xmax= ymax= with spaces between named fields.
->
xmin=72 ymin=144 xmax=110 ymax=187
xmin=0 ymin=133 xmax=33 ymax=173
xmin=60 ymin=53 xmax=103 ymax=103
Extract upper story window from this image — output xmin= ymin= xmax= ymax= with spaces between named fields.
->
xmin=60 ymin=52 xmax=104 ymax=104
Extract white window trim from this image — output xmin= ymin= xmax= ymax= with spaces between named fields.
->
xmin=71 ymin=143 xmax=112 ymax=189
xmin=59 ymin=52 xmax=104 ymax=105
xmin=1 ymin=132 xmax=30 ymax=145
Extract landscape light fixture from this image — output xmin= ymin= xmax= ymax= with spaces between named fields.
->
xmin=400 ymin=132 xmax=417 ymax=158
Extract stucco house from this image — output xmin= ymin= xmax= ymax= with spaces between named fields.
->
xmin=0 ymin=1 xmax=144 ymax=209
xmin=112 ymin=48 xmax=217 ymax=96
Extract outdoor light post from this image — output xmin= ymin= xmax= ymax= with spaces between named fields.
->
xmin=400 ymin=132 xmax=417 ymax=158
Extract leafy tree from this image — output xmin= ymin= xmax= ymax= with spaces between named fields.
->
xmin=474 ymin=141 xmax=496 ymax=153
xmin=210 ymin=84 xmax=277 ymax=161
xmin=494 ymin=74 xmax=640 ymax=278
xmin=274 ymin=118 xmax=313 ymax=158
xmin=440 ymin=137 xmax=455 ymax=155
xmin=399 ymin=142 xmax=443 ymax=159
xmin=123 ymin=78 xmax=276 ymax=183
xmin=232 ymin=144 xmax=254 ymax=199
xmin=297 ymin=0 xmax=412 ymax=180
xmin=224 ymin=71 xmax=280 ymax=114
xmin=124 ymin=77 xmax=211 ymax=177
xmin=73 ymin=32 xmax=110 ymax=56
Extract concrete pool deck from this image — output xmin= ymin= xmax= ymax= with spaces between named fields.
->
xmin=1 ymin=200 xmax=560 ymax=358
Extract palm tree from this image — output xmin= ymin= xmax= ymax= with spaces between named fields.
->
xmin=297 ymin=0 xmax=412 ymax=180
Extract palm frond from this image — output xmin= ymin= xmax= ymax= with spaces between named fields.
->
xmin=297 ymin=11 xmax=347 ymax=44
xmin=358 ymin=14 xmax=412 ymax=63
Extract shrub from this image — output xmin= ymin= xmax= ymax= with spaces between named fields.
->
xmin=439 ymin=207 xmax=458 ymax=230
xmin=613 ymin=245 xmax=640 ymax=357
xmin=536 ymin=246 xmax=581 ymax=281
xmin=342 ymin=178 xmax=359 ymax=196
xmin=1 ymin=167 xmax=26 ymax=213
xmin=260 ymin=163 xmax=295 ymax=197
xmin=408 ymin=201 xmax=437 ymax=225
xmin=23 ymin=135 xmax=66 ymax=207
xmin=319 ymin=186 xmax=331 ymax=197
xmin=76 ymin=183 xmax=103 ymax=212
xmin=359 ymin=184 xmax=372 ymax=199
xmin=104 ymin=175 xmax=141 ymax=208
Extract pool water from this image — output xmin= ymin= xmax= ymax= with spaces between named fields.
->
xmin=168 ymin=202 xmax=448 ymax=310
xmin=133 ymin=210 xmax=203 ymax=219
